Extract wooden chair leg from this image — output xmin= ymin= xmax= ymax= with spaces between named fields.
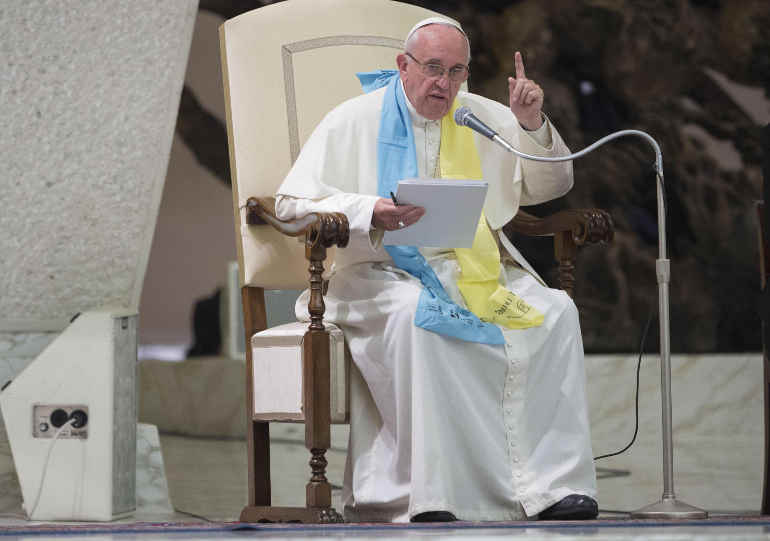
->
xmin=250 ymin=421 xmax=270 ymax=506
xmin=554 ymin=231 xmax=577 ymax=298
xmin=240 ymin=242 xmax=343 ymax=523
xmin=303 ymin=241 xmax=341 ymax=521
xmin=239 ymin=234 xmax=344 ymax=523
xmin=241 ymin=287 xmax=270 ymax=508
xmin=304 ymin=329 xmax=332 ymax=508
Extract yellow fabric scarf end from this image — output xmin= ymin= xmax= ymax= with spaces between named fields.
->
xmin=441 ymin=101 xmax=543 ymax=330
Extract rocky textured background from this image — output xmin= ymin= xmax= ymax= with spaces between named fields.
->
xmin=188 ymin=0 xmax=769 ymax=353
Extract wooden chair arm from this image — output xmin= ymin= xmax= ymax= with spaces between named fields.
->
xmin=503 ymin=208 xmax=614 ymax=297
xmin=505 ymin=208 xmax=614 ymax=246
xmin=241 ymin=196 xmax=350 ymax=520
xmin=245 ymin=196 xmax=350 ymax=249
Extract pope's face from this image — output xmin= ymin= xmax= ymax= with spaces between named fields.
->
xmin=397 ymin=25 xmax=469 ymax=121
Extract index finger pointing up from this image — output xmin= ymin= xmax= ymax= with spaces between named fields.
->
xmin=514 ymin=51 xmax=526 ymax=79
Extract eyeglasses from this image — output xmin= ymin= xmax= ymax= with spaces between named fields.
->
xmin=405 ymin=52 xmax=469 ymax=82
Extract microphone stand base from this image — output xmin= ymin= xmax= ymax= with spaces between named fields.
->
xmin=631 ymin=497 xmax=708 ymax=519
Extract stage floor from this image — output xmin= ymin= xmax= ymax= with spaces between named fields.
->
xmin=2 ymin=353 xmax=766 ymax=538
xmin=1 ymin=515 xmax=770 ymax=540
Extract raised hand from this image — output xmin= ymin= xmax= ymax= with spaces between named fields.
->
xmin=372 ymin=198 xmax=425 ymax=231
xmin=508 ymin=51 xmax=544 ymax=131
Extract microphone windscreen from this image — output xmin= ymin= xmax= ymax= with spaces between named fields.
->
xmin=454 ymin=106 xmax=472 ymax=126
xmin=453 ymin=106 xmax=498 ymax=140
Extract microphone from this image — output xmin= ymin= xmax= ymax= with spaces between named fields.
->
xmin=453 ymin=105 xmax=663 ymax=177
xmin=455 ymin=102 xmax=686 ymax=519
xmin=454 ymin=106 xmax=498 ymax=139
xmin=454 ymin=106 xmax=516 ymax=153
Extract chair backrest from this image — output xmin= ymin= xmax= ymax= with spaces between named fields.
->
xmin=219 ymin=0 xmax=447 ymax=290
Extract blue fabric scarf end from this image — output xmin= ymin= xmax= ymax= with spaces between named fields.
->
xmin=356 ymin=70 xmax=399 ymax=93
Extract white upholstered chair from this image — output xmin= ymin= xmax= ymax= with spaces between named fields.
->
xmin=218 ymin=0 xmax=612 ymax=523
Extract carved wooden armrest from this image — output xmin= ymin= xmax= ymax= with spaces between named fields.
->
xmin=245 ymin=196 xmax=349 ymax=249
xmin=504 ymin=208 xmax=614 ymax=297
xmin=506 ymin=208 xmax=613 ymax=246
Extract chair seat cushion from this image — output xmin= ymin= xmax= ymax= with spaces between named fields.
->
xmin=250 ymin=321 xmax=349 ymax=423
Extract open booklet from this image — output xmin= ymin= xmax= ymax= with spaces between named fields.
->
xmin=383 ymin=178 xmax=488 ymax=248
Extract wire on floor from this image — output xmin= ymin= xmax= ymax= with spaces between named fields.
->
xmin=593 ymin=306 xmax=654 ymax=461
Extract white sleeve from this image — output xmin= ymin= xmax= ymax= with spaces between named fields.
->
xmin=275 ymin=193 xmax=383 ymax=252
xmin=516 ymin=113 xmax=574 ymax=206
xmin=273 ymin=99 xmax=385 ymax=254
xmin=521 ymin=115 xmax=552 ymax=148
xmin=466 ymin=91 xmax=574 ymax=225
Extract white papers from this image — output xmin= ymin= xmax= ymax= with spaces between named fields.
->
xmin=384 ymin=178 xmax=487 ymax=248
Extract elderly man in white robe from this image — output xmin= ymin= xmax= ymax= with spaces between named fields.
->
xmin=275 ymin=17 xmax=598 ymax=523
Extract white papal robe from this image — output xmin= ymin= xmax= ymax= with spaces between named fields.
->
xmin=275 ymin=83 xmax=597 ymax=522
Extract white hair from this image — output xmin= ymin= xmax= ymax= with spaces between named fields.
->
xmin=404 ymin=17 xmax=471 ymax=62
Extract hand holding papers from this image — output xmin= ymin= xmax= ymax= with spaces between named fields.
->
xmin=384 ymin=179 xmax=488 ymax=248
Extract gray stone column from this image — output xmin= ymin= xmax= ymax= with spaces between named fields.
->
xmin=0 ymin=0 xmax=198 ymax=515
xmin=0 ymin=0 xmax=198 ymax=382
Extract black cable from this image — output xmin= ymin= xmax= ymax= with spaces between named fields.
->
xmin=593 ymin=306 xmax=654 ymax=461
xmin=172 ymin=507 xmax=214 ymax=523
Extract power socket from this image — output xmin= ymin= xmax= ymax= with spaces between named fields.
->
xmin=33 ymin=404 xmax=89 ymax=439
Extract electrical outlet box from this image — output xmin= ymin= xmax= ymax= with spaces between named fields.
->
xmin=1 ymin=311 xmax=136 ymax=520
xmin=33 ymin=404 xmax=89 ymax=439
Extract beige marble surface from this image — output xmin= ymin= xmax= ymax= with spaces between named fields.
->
xmin=138 ymin=357 xmax=246 ymax=438
xmin=3 ymin=353 xmax=764 ymax=522
xmin=159 ymin=423 xmax=348 ymax=520
xmin=136 ymin=423 xmax=174 ymax=518
xmin=0 ymin=332 xmax=57 ymax=396
xmin=0 ymin=423 xmax=175 ymax=520
xmin=587 ymin=353 xmax=763 ymax=513
xmin=151 ymin=353 xmax=765 ymax=519
xmin=0 ymin=427 xmax=24 ymax=519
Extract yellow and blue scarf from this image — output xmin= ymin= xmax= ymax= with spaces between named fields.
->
xmin=357 ymin=70 xmax=542 ymax=344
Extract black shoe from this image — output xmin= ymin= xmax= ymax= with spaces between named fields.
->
xmin=538 ymin=494 xmax=598 ymax=520
xmin=410 ymin=511 xmax=457 ymax=522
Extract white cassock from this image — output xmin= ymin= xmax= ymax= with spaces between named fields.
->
xmin=275 ymin=83 xmax=597 ymax=522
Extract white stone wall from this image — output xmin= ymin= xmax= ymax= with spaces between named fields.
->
xmin=0 ymin=0 xmax=198 ymax=332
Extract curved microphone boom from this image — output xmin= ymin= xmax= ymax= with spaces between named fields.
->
xmin=453 ymin=105 xmax=663 ymax=180
xmin=453 ymin=105 xmax=707 ymax=519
